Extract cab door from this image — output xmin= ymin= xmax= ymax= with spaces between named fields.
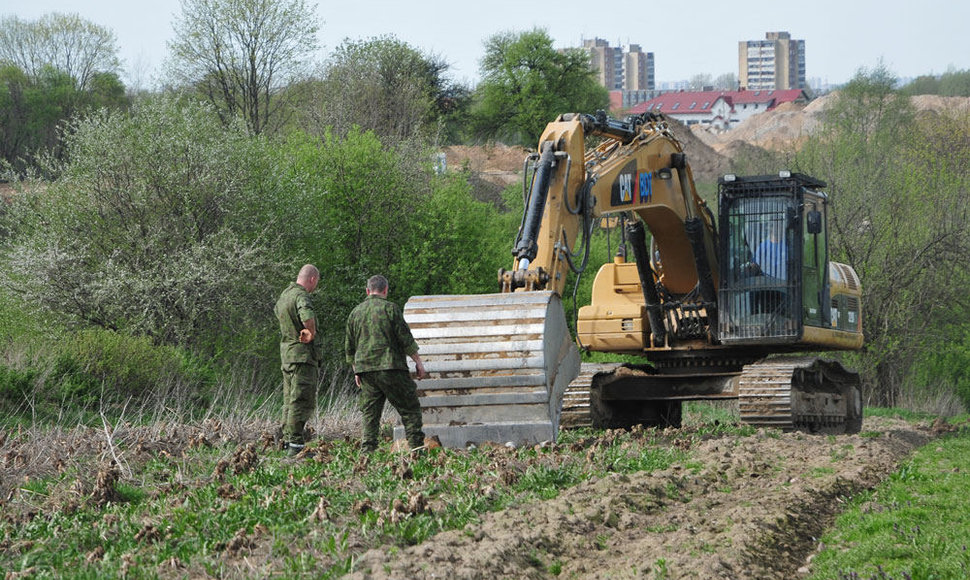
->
xmin=801 ymin=192 xmax=828 ymax=328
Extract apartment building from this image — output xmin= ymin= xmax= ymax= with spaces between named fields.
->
xmin=583 ymin=38 xmax=655 ymax=92
xmin=739 ymin=31 xmax=806 ymax=90
xmin=623 ymin=44 xmax=655 ymax=91
xmin=584 ymin=38 xmax=623 ymax=89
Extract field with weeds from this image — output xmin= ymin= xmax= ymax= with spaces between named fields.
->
xmin=0 ymin=397 xmax=966 ymax=579
xmin=807 ymin=411 xmax=970 ymax=579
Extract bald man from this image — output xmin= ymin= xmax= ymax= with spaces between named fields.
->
xmin=274 ymin=264 xmax=322 ymax=455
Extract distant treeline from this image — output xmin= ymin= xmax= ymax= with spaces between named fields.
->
xmin=900 ymin=69 xmax=970 ymax=97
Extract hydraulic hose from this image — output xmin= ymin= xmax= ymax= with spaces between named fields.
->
xmin=685 ymin=217 xmax=718 ymax=330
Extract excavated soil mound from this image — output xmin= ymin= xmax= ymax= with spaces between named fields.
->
xmin=664 ymin=118 xmax=731 ymax=182
xmin=442 ymin=144 xmax=529 ymax=206
xmin=348 ymin=417 xmax=933 ymax=580
xmin=910 ymin=95 xmax=970 ymax=114
xmin=692 ymin=93 xmax=970 ymax=159
xmin=712 ymin=101 xmax=821 ymax=152
xmin=442 ymin=144 xmax=528 ymax=187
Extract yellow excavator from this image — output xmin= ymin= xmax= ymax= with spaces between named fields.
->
xmin=403 ymin=112 xmax=863 ymax=447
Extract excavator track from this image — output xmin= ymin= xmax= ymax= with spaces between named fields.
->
xmin=560 ymin=357 xmax=862 ymax=434
xmin=560 ymin=363 xmax=620 ymax=429
xmin=738 ymin=357 xmax=862 ymax=434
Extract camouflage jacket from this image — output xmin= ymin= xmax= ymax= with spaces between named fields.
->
xmin=344 ymin=294 xmax=418 ymax=373
xmin=275 ymin=282 xmax=321 ymax=366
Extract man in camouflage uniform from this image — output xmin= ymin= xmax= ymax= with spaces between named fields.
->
xmin=345 ymin=275 xmax=427 ymax=453
xmin=275 ymin=264 xmax=322 ymax=455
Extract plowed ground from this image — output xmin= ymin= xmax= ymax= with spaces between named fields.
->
xmin=349 ymin=417 xmax=940 ymax=580
xmin=0 ymin=413 xmax=946 ymax=578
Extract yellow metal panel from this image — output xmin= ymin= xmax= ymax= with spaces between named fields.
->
xmin=577 ymin=297 xmax=646 ymax=351
xmin=578 ymin=332 xmax=647 ymax=351
xmin=801 ymin=325 xmax=864 ymax=351
xmin=587 ymin=263 xmax=645 ymax=308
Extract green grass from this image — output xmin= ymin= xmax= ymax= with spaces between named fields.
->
xmin=2 ymin=395 xmax=965 ymax=579
xmin=808 ymin=420 xmax=970 ymax=579
xmin=864 ymin=406 xmax=941 ymax=423
xmin=0 ymin=422 xmax=688 ymax=578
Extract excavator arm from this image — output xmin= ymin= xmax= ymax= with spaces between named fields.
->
xmin=504 ymin=112 xmax=720 ymax=352
xmin=402 ymin=113 xmax=720 ymax=447
xmin=503 ymin=112 xmax=717 ymax=299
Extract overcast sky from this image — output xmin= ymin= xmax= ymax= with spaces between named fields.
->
xmin=4 ymin=0 xmax=968 ymax=89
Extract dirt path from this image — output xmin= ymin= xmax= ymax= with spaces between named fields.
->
xmin=348 ymin=417 xmax=936 ymax=579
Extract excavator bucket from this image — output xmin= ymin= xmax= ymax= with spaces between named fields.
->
xmin=401 ymin=291 xmax=581 ymax=448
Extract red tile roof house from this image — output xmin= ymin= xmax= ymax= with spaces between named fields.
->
xmin=622 ymin=89 xmax=810 ymax=131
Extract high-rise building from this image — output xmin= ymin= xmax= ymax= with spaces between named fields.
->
xmin=738 ymin=31 xmax=806 ymax=90
xmin=623 ymin=44 xmax=655 ymax=91
xmin=583 ymin=38 xmax=655 ymax=92
xmin=584 ymin=38 xmax=622 ymax=90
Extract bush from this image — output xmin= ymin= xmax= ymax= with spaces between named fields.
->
xmin=393 ymin=171 xmax=516 ymax=297
xmin=0 ymin=96 xmax=285 ymax=361
xmin=268 ymin=130 xmax=519 ymax=358
xmin=0 ymin=364 xmax=36 ymax=401
xmin=910 ymin=331 xmax=970 ymax=413
xmin=45 ymin=328 xmax=216 ymax=406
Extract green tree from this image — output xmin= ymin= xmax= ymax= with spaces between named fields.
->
xmin=900 ymin=70 xmax=970 ymax=98
xmin=0 ymin=64 xmax=126 ymax=173
xmin=819 ymin=65 xmax=906 ymax=138
xmin=794 ymin=65 xmax=970 ymax=406
xmin=939 ymin=69 xmax=970 ymax=97
xmin=901 ymin=74 xmax=941 ymax=96
xmin=297 ymin=36 xmax=471 ymax=145
xmin=0 ymin=13 xmax=120 ymax=90
xmin=0 ymin=96 xmax=282 ymax=357
xmin=0 ymin=14 xmax=127 ymax=173
xmin=167 ymin=0 xmax=319 ymax=135
xmin=472 ymin=28 xmax=609 ymax=146
xmin=0 ymin=65 xmax=33 ymax=165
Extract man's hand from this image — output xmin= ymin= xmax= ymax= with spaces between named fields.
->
xmin=299 ymin=318 xmax=317 ymax=343
xmin=414 ymin=359 xmax=428 ymax=380
xmin=408 ymin=353 xmax=428 ymax=380
xmin=354 ymin=373 xmax=362 ymax=388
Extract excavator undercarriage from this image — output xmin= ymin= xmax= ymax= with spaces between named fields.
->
xmin=561 ymin=357 xmax=862 ymax=435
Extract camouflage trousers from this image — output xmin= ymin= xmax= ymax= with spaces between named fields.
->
xmin=281 ymin=362 xmax=318 ymax=445
xmin=358 ymin=369 xmax=424 ymax=452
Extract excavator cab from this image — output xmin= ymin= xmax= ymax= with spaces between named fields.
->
xmin=717 ymin=172 xmax=827 ymax=345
